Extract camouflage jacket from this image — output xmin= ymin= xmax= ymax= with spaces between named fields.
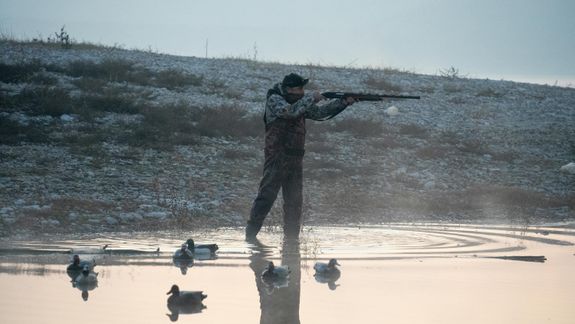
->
xmin=263 ymin=84 xmax=348 ymax=162
xmin=264 ymin=84 xmax=348 ymax=125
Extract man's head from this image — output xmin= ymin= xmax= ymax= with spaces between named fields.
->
xmin=282 ymin=73 xmax=308 ymax=88
xmin=281 ymin=73 xmax=308 ymax=103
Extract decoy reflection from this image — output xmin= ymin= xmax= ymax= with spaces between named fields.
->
xmin=73 ymin=265 xmax=98 ymax=301
xmin=172 ymin=257 xmax=194 ymax=275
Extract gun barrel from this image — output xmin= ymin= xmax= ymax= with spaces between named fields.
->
xmin=322 ymin=92 xmax=420 ymax=101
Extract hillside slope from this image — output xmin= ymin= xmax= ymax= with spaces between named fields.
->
xmin=1 ymin=41 xmax=574 ymax=235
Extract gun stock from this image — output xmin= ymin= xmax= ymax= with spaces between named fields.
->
xmin=322 ymin=92 xmax=420 ymax=101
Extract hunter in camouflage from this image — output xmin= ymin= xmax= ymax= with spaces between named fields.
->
xmin=246 ymin=73 xmax=356 ymax=239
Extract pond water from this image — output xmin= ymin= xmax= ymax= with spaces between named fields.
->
xmin=1 ymin=223 xmax=574 ymax=324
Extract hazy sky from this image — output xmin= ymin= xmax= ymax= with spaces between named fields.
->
xmin=1 ymin=0 xmax=574 ymax=86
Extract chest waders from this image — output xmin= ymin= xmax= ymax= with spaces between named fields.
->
xmin=247 ymin=115 xmax=306 ymax=239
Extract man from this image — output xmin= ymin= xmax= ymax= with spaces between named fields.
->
xmin=246 ymin=73 xmax=355 ymax=239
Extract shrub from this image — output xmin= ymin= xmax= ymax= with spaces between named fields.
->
xmin=0 ymin=60 xmax=42 ymax=83
xmin=222 ymin=148 xmax=256 ymax=160
xmin=126 ymin=104 xmax=262 ymax=150
xmin=398 ymin=123 xmax=428 ymax=138
xmin=0 ymin=116 xmax=49 ymax=144
xmin=457 ymin=139 xmax=490 ymax=155
xmin=416 ymin=145 xmax=450 ymax=160
xmin=332 ymin=118 xmax=383 ymax=138
xmin=154 ymin=69 xmax=203 ymax=90
xmin=17 ymin=86 xmax=74 ymax=117
xmin=76 ymin=92 xmax=141 ymax=114
xmin=476 ymin=88 xmax=503 ymax=98
xmin=439 ymin=66 xmax=464 ymax=79
xmin=371 ymin=135 xmax=401 ymax=149
xmin=442 ymin=82 xmax=462 ymax=93
xmin=29 ymin=73 xmax=59 ymax=86
xmin=192 ymin=105 xmax=261 ymax=138
xmin=364 ymin=76 xmax=402 ymax=92
xmin=72 ymin=77 xmax=109 ymax=93
xmin=67 ymin=58 xmax=143 ymax=83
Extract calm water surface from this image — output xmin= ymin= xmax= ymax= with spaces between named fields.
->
xmin=1 ymin=224 xmax=574 ymax=324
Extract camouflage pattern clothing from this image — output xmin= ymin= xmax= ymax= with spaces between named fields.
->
xmin=247 ymin=83 xmax=349 ymax=238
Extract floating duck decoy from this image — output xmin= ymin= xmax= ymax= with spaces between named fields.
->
xmin=166 ymin=285 xmax=207 ymax=321
xmin=261 ymin=261 xmax=290 ymax=293
xmin=166 ymin=284 xmax=207 ymax=306
xmin=261 ymin=261 xmax=290 ymax=281
xmin=185 ymin=239 xmax=218 ymax=255
xmin=173 ymin=244 xmax=194 ymax=260
xmin=314 ymin=258 xmax=340 ymax=275
xmin=314 ymin=259 xmax=341 ymax=290
xmin=67 ymin=254 xmax=96 ymax=273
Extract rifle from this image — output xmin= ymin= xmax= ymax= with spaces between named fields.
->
xmin=312 ymin=91 xmax=420 ymax=121
xmin=322 ymin=92 xmax=420 ymax=101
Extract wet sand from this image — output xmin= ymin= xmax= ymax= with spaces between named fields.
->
xmin=1 ymin=224 xmax=574 ymax=324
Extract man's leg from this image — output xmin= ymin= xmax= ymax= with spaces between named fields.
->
xmin=282 ymin=158 xmax=303 ymax=239
xmin=247 ymin=159 xmax=283 ymax=239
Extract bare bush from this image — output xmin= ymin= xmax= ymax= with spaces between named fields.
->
xmin=155 ymin=69 xmax=203 ymax=90
xmin=17 ymin=86 xmax=74 ymax=116
xmin=67 ymin=58 xmax=138 ymax=82
xmin=191 ymin=105 xmax=261 ymax=138
xmin=0 ymin=116 xmax=49 ymax=144
xmin=364 ymin=76 xmax=402 ymax=92
xmin=222 ymin=148 xmax=256 ymax=160
xmin=476 ymin=88 xmax=504 ymax=98
xmin=439 ymin=66 xmax=465 ymax=79
xmin=0 ymin=61 xmax=42 ymax=83
xmin=333 ymin=118 xmax=384 ymax=138
xmin=398 ymin=123 xmax=429 ymax=139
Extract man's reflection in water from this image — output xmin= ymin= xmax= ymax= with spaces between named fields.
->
xmin=249 ymin=237 xmax=301 ymax=324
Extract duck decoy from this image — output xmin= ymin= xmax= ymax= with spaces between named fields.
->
xmin=261 ymin=261 xmax=290 ymax=293
xmin=261 ymin=261 xmax=290 ymax=280
xmin=185 ymin=239 xmax=218 ymax=255
xmin=314 ymin=258 xmax=340 ymax=275
xmin=67 ymin=254 xmax=96 ymax=273
xmin=314 ymin=259 xmax=341 ymax=290
xmin=173 ymin=244 xmax=194 ymax=260
xmin=166 ymin=284 xmax=207 ymax=306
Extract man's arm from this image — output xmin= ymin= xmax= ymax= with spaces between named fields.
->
xmin=305 ymin=92 xmax=353 ymax=121
xmin=266 ymin=93 xmax=316 ymax=122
